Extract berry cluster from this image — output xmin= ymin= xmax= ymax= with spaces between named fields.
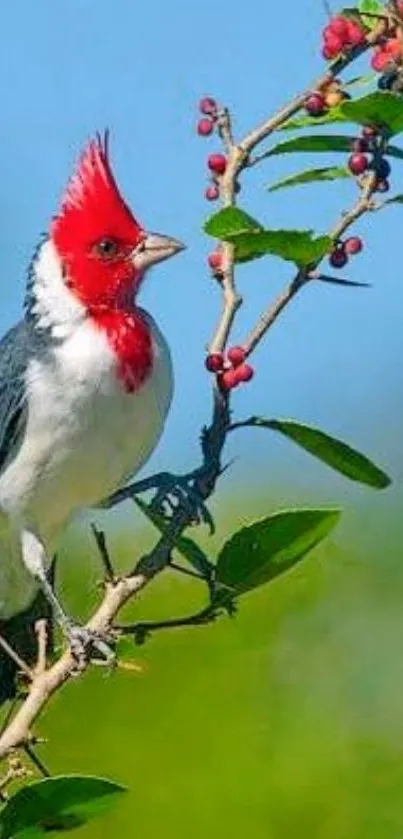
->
xmin=322 ymin=15 xmax=366 ymax=61
xmin=197 ymin=97 xmax=229 ymax=202
xmin=372 ymin=37 xmax=402 ymax=72
xmin=197 ymin=97 xmax=218 ymax=135
xmin=305 ymin=78 xmax=348 ymax=117
xmin=205 ymin=347 xmax=254 ymax=391
xmin=347 ymin=125 xmax=391 ymax=189
xmin=328 ymin=122 xmax=393 ymax=269
xmin=329 ymin=236 xmax=363 ymax=269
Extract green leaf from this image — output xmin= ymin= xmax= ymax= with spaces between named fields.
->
xmin=374 ymin=143 xmax=403 ymax=159
xmin=204 ymin=207 xmax=263 ymax=238
xmin=340 ymin=92 xmax=403 ymax=136
xmin=280 ymin=110 xmax=348 ymax=132
xmin=359 ymin=0 xmax=383 ymax=12
xmin=204 ymin=208 xmax=332 ymax=266
xmin=175 ymin=536 xmax=213 ymax=578
xmin=345 ymin=73 xmax=377 ymax=88
xmin=245 ymin=418 xmax=392 ymax=489
xmin=228 ymin=230 xmax=332 ymax=267
xmin=265 ymin=134 xmax=355 ymax=156
xmin=318 ymin=274 xmax=371 ymax=287
xmin=216 ymin=509 xmax=341 ymax=595
xmin=0 ymin=775 xmax=126 ymax=838
xmin=359 ymin=0 xmax=384 ymax=28
xmin=280 ymin=93 xmax=403 ymax=136
xmin=261 ymin=134 xmax=403 ymax=160
xmin=267 ymin=166 xmax=350 ymax=193
xmin=384 ymin=193 xmax=403 ymax=205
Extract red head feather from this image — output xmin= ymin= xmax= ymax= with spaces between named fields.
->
xmin=50 ymin=133 xmax=146 ymax=309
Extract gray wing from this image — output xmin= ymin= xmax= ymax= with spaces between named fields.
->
xmin=0 ymin=320 xmax=32 ymax=475
xmin=0 ymin=320 xmax=53 ymax=704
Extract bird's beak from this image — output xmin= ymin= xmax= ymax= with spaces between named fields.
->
xmin=132 ymin=231 xmax=185 ymax=271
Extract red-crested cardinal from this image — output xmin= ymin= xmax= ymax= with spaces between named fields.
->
xmin=0 ymin=133 xmax=184 ymax=679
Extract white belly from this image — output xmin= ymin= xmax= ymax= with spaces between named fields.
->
xmin=0 ymin=314 xmax=173 ymax=618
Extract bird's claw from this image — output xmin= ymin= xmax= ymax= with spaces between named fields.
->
xmin=66 ymin=623 xmax=116 ymax=672
xmin=149 ymin=474 xmax=214 ymax=532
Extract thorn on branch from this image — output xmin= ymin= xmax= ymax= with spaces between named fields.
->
xmin=0 ymin=634 xmax=33 ymax=682
xmin=91 ymin=524 xmax=116 ymax=583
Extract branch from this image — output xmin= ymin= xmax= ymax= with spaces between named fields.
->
xmin=0 ymin=574 xmax=146 ymax=757
xmin=242 ymin=167 xmax=378 ymax=357
xmin=207 ymin=25 xmax=383 ymax=356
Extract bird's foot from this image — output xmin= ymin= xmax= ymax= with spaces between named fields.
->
xmin=102 ymin=469 xmax=215 ymax=531
xmin=65 ymin=623 xmax=116 ymax=673
xmin=149 ymin=472 xmax=214 ymax=531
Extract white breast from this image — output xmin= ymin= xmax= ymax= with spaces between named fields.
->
xmin=0 ymin=315 xmax=173 ymax=548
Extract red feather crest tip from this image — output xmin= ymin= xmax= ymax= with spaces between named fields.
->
xmin=51 ymin=132 xmax=143 ymax=242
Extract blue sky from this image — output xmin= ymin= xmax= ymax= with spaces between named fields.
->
xmin=0 ymin=0 xmax=401 ymax=519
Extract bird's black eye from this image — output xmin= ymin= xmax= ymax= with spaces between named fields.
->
xmin=93 ymin=238 xmax=120 ymax=259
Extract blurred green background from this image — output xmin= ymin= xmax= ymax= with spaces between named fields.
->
xmin=6 ymin=470 xmax=401 ymax=839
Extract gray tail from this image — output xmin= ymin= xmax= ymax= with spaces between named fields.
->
xmin=0 ymin=592 xmax=53 ymax=705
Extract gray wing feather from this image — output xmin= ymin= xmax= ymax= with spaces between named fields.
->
xmin=0 ymin=320 xmax=32 ymax=474
xmin=0 ymin=319 xmax=53 ymax=704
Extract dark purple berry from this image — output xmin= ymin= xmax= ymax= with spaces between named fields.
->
xmin=305 ymin=93 xmax=326 ymax=116
xmin=330 ymin=248 xmax=348 ymax=269
xmin=348 ymin=153 xmax=369 ymax=175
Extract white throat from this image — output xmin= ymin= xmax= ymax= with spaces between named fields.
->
xmin=28 ymin=239 xmax=86 ymax=339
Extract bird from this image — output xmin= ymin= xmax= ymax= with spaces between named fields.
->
xmin=0 ymin=132 xmax=184 ymax=695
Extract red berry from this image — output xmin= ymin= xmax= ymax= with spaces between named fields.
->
xmin=305 ymin=93 xmax=326 ymax=116
xmin=197 ymin=118 xmax=214 ymax=137
xmin=227 ymin=346 xmax=246 ymax=367
xmin=207 ymin=153 xmax=227 ymax=175
xmin=219 ymin=368 xmax=240 ymax=391
xmin=348 ymin=153 xmax=369 ymax=175
xmin=208 ymin=251 xmax=223 ymax=271
xmin=322 ymin=33 xmax=344 ymax=57
xmin=199 ymin=97 xmax=217 ymax=116
xmin=345 ymin=236 xmax=363 ymax=255
xmin=328 ymin=16 xmax=349 ymax=38
xmin=345 ymin=20 xmax=366 ymax=46
xmin=235 ymin=363 xmax=255 ymax=384
xmin=205 ymin=184 xmax=219 ymax=201
xmin=205 ymin=353 xmax=224 ymax=373
xmin=322 ymin=43 xmax=340 ymax=60
xmin=385 ymin=37 xmax=402 ymax=59
xmin=371 ymin=49 xmax=391 ymax=72
xmin=330 ymin=247 xmax=348 ymax=269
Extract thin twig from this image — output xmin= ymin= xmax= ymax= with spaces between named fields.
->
xmin=0 ymin=634 xmax=33 ymax=682
xmin=34 ymin=620 xmax=48 ymax=678
xmin=243 ymin=167 xmax=378 ymax=356
xmin=90 ymin=524 xmax=116 ymax=583
xmin=23 ymin=744 xmax=51 ymax=778
xmin=118 ymin=605 xmax=217 ymax=638
xmin=244 ymin=273 xmax=306 ymax=357
xmin=169 ymin=561 xmax=205 ymax=580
